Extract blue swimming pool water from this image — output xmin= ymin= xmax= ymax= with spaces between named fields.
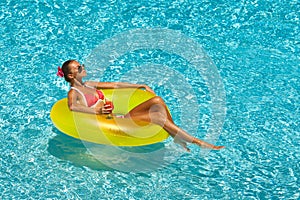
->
xmin=1 ymin=0 xmax=299 ymax=199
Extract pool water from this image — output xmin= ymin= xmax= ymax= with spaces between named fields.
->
xmin=1 ymin=0 xmax=299 ymax=199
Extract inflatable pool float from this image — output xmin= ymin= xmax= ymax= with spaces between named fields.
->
xmin=50 ymin=88 xmax=169 ymax=146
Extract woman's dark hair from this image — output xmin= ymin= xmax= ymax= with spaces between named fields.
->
xmin=62 ymin=60 xmax=76 ymax=83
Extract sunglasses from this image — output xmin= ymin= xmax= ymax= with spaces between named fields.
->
xmin=77 ymin=64 xmax=84 ymax=73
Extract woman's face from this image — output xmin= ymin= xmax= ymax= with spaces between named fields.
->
xmin=69 ymin=61 xmax=86 ymax=78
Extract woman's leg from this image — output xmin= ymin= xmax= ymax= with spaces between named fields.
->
xmin=124 ymin=96 xmax=224 ymax=151
xmin=162 ymin=119 xmax=224 ymax=150
xmin=125 ymin=96 xmax=174 ymax=123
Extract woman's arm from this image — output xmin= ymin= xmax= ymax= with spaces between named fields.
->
xmin=85 ymin=81 xmax=155 ymax=94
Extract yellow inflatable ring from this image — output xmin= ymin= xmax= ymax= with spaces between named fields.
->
xmin=50 ymin=88 xmax=169 ymax=146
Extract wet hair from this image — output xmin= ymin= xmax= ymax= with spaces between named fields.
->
xmin=61 ymin=60 xmax=76 ymax=83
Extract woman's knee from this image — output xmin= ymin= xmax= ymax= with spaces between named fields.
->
xmin=149 ymin=111 xmax=167 ymax=126
xmin=150 ymin=96 xmax=165 ymax=106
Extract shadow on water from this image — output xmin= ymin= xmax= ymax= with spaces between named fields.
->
xmin=48 ymin=129 xmax=112 ymax=171
xmin=48 ymin=128 xmax=177 ymax=172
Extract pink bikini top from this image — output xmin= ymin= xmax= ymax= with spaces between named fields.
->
xmin=84 ymin=89 xmax=105 ymax=107
xmin=71 ymin=87 xmax=105 ymax=107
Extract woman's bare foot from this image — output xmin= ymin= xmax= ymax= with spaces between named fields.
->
xmin=192 ymin=138 xmax=225 ymax=150
xmin=174 ymin=138 xmax=191 ymax=152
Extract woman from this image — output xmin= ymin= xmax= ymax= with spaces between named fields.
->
xmin=57 ymin=60 xmax=224 ymax=151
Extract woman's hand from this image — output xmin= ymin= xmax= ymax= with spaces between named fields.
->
xmin=95 ymin=107 xmax=111 ymax=114
xmin=95 ymin=100 xmax=114 ymax=114
xmin=102 ymin=100 xmax=114 ymax=114
xmin=141 ymin=85 xmax=156 ymax=94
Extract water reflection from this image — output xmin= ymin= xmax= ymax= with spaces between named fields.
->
xmin=48 ymin=129 xmax=183 ymax=172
